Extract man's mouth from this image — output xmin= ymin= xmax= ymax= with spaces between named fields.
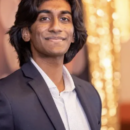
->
xmin=45 ymin=37 xmax=66 ymax=41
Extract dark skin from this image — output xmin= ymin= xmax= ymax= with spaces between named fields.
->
xmin=22 ymin=0 xmax=74 ymax=92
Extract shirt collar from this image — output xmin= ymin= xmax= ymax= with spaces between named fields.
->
xmin=30 ymin=58 xmax=75 ymax=93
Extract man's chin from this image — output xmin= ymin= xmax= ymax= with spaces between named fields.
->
xmin=48 ymin=49 xmax=68 ymax=56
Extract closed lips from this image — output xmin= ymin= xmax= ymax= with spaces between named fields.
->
xmin=45 ymin=37 xmax=66 ymax=40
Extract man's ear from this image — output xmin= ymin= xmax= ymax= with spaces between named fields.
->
xmin=21 ymin=27 xmax=31 ymax=42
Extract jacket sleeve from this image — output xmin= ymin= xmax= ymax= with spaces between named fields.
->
xmin=0 ymin=91 xmax=14 ymax=130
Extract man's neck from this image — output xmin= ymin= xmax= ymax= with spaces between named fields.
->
xmin=32 ymin=57 xmax=65 ymax=92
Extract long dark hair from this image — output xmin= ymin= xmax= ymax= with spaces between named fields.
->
xmin=8 ymin=0 xmax=87 ymax=66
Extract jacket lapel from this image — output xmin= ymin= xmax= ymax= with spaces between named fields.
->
xmin=73 ymin=77 xmax=99 ymax=130
xmin=21 ymin=61 xmax=65 ymax=130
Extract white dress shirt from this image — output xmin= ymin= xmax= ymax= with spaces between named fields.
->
xmin=31 ymin=58 xmax=91 ymax=130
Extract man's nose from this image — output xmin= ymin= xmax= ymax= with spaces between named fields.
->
xmin=48 ymin=18 xmax=62 ymax=33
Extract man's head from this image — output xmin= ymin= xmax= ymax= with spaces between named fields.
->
xmin=8 ymin=0 xmax=87 ymax=66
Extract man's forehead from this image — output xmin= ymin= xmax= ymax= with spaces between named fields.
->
xmin=38 ymin=0 xmax=71 ymax=12
xmin=38 ymin=10 xmax=72 ymax=16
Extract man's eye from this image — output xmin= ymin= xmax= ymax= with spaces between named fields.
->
xmin=60 ymin=17 xmax=69 ymax=22
xmin=40 ymin=17 xmax=50 ymax=21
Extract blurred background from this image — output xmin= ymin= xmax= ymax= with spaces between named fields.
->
xmin=0 ymin=0 xmax=130 ymax=130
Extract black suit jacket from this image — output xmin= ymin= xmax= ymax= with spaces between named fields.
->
xmin=0 ymin=61 xmax=101 ymax=130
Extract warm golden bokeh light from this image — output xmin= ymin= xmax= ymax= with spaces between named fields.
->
xmin=82 ymin=0 xmax=129 ymax=129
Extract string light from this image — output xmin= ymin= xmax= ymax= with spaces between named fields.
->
xmin=83 ymin=0 xmax=120 ymax=129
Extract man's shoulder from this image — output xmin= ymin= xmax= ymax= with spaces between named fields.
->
xmin=0 ymin=69 xmax=23 ymax=90
xmin=72 ymin=75 xmax=102 ymax=115
xmin=72 ymin=75 xmax=91 ymax=86
xmin=72 ymin=75 xmax=101 ymax=102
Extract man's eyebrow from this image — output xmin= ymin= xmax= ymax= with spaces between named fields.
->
xmin=61 ymin=11 xmax=72 ymax=15
xmin=38 ymin=10 xmax=51 ymax=14
xmin=37 ymin=10 xmax=72 ymax=15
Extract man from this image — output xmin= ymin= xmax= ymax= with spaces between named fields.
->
xmin=0 ymin=0 xmax=102 ymax=130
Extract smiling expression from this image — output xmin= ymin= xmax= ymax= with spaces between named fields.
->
xmin=22 ymin=0 xmax=74 ymax=59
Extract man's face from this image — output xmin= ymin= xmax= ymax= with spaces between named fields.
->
xmin=22 ymin=0 xmax=74 ymax=59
